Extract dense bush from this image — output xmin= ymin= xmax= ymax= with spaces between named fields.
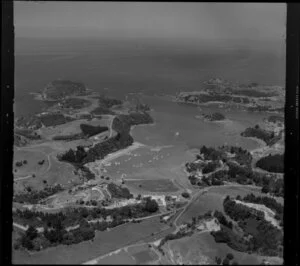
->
xmin=241 ymin=193 xmax=283 ymax=222
xmin=107 ymin=183 xmax=133 ymax=199
xmin=181 ymin=192 xmax=190 ymax=198
xmin=144 ymin=198 xmax=159 ymax=213
xmin=223 ymin=197 xmax=265 ymax=221
xmin=211 ymin=225 xmax=248 ymax=252
xmin=204 ymin=112 xmax=225 ymax=121
xmin=202 ymin=161 xmax=219 ymax=174
xmin=200 ymin=146 xmax=225 ymax=161
xmin=214 ymin=210 xmax=233 ymax=229
xmin=241 ymin=126 xmax=275 ymax=146
xmin=256 ymin=154 xmax=284 ymax=173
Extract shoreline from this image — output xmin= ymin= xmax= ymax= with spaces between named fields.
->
xmin=85 ymin=141 xmax=145 ymax=176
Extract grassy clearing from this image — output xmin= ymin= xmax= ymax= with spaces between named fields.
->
xmin=126 ymin=179 xmax=179 ymax=193
xmin=127 ymin=243 xmax=159 ymax=264
xmin=95 ymin=250 xmax=136 ymax=265
xmin=14 ymin=150 xmax=49 ymax=177
xmin=132 ymin=250 xmax=155 ymax=264
xmin=14 ymin=155 xmax=80 ymax=193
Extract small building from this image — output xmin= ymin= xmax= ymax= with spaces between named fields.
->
xmin=162 ymin=215 xmax=170 ymax=222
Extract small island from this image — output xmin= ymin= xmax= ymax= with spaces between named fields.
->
xmin=41 ymin=80 xmax=89 ymax=101
xmin=175 ymin=78 xmax=285 ymax=114
xmin=201 ymin=112 xmax=226 ymax=122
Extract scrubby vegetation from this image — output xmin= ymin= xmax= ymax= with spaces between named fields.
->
xmin=256 ymin=154 xmax=284 ymax=173
xmin=241 ymin=125 xmax=276 ymax=146
xmin=203 ymin=112 xmax=226 ymax=121
xmin=13 ymin=185 xmax=64 ymax=204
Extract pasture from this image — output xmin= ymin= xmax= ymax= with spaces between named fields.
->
xmin=14 ymin=152 xmax=81 ymax=193
xmin=13 ymin=149 xmax=49 ymax=177
xmin=95 ymin=250 xmax=136 ymax=265
xmin=126 ymin=179 xmax=179 ymax=193
xmin=128 ymin=244 xmax=158 ymax=264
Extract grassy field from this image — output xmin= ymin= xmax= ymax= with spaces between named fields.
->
xmin=95 ymin=250 xmax=136 ymax=265
xmin=14 ymin=149 xmax=49 ymax=177
xmin=126 ymin=179 xmax=179 ymax=193
xmin=14 ymin=153 xmax=80 ymax=193
xmin=131 ymin=249 xmax=157 ymax=264
xmin=12 ymin=216 xmax=170 ymax=264
xmin=95 ymin=244 xmax=158 ymax=265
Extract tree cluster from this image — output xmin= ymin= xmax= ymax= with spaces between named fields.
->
xmin=256 ymin=154 xmax=284 ymax=173
xmin=107 ymin=183 xmax=133 ymax=199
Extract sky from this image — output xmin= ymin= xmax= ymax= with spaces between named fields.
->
xmin=14 ymin=2 xmax=286 ymax=46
